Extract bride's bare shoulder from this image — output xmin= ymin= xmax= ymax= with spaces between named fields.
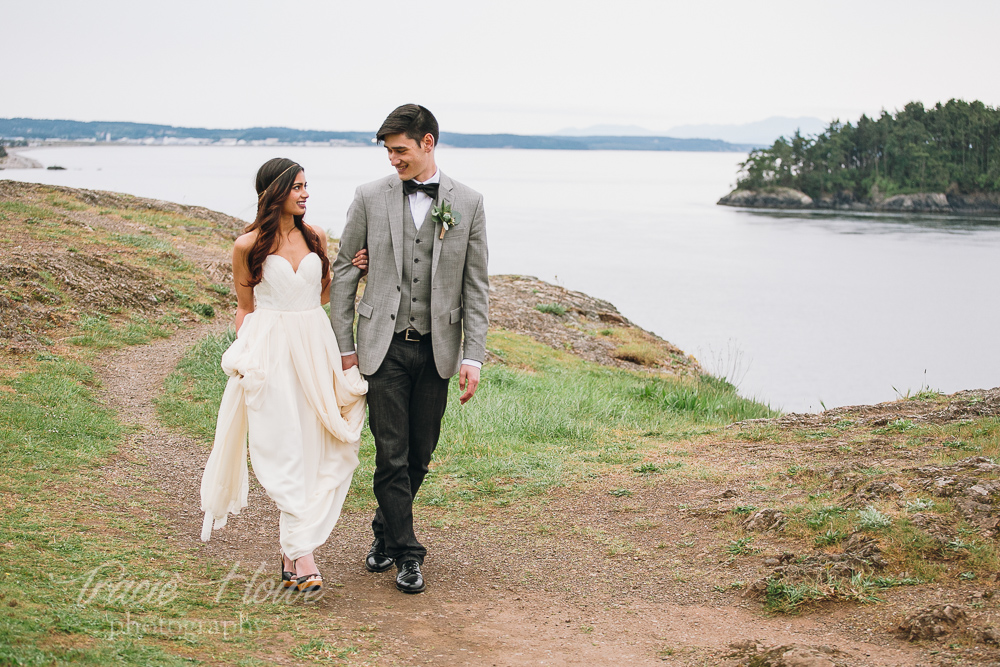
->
xmin=305 ymin=223 xmax=328 ymax=243
xmin=234 ymin=230 xmax=258 ymax=255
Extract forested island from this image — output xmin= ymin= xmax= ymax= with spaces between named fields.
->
xmin=719 ymin=99 xmax=1000 ymax=213
xmin=0 ymin=118 xmax=754 ymax=153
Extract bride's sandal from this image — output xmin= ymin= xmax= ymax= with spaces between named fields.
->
xmin=279 ymin=553 xmax=297 ymax=590
xmin=295 ymin=571 xmax=323 ymax=593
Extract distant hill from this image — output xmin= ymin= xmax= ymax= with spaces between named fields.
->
xmin=0 ymin=118 xmax=372 ymax=145
xmin=667 ymin=116 xmax=827 ymax=146
xmin=0 ymin=118 xmax=754 ymax=153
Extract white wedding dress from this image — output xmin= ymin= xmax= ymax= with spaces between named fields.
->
xmin=199 ymin=252 xmax=368 ymax=560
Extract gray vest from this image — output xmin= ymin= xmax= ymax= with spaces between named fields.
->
xmin=395 ymin=200 xmax=434 ymax=334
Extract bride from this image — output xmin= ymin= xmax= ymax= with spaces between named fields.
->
xmin=200 ymin=158 xmax=369 ymax=594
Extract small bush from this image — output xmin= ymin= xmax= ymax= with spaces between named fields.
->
xmin=726 ymin=537 xmax=757 ymax=555
xmin=857 ymin=506 xmax=893 ymax=531
xmin=906 ymin=498 xmax=935 ymax=512
xmin=190 ymin=303 xmax=215 ymax=318
xmin=814 ymin=529 xmax=846 ymax=546
xmin=534 ymin=303 xmax=566 ymax=316
xmin=613 ymin=342 xmax=661 ymax=366
xmin=764 ymin=580 xmax=823 ymax=613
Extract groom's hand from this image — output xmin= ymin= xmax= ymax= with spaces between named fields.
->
xmin=342 ymin=353 xmax=359 ymax=371
xmin=458 ymin=364 xmax=480 ymax=405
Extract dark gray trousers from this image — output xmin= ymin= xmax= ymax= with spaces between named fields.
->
xmin=366 ymin=336 xmax=449 ymax=565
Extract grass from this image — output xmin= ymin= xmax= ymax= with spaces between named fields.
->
xmin=0 ymin=357 xmax=380 ymax=663
xmin=635 ymin=374 xmax=775 ymax=423
xmin=68 ymin=314 xmax=175 ymax=349
xmin=0 ymin=358 xmax=190 ymax=665
xmin=158 ymin=328 xmax=775 ymax=514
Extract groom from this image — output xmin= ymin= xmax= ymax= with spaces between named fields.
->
xmin=330 ymin=104 xmax=489 ymax=594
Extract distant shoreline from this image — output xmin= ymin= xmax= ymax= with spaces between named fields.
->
xmin=1 ymin=118 xmax=758 ymax=153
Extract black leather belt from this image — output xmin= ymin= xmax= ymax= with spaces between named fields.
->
xmin=394 ymin=328 xmax=425 ymax=342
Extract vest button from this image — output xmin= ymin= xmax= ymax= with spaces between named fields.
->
xmin=413 ymin=278 xmax=419 ymax=283
xmin=396 ymin=285 xmax=400 ymax=291
xmin=390 ymin=314 xmax=395 ymax=320
xmin=414 ymin=258 xmax=419 ymax=263
xmin=412 ymin=297 xmax=417 ymax=302
xmin=410 ymin=317 xmax=415 ymax=321
xmin=416 ymin=239 xmax=422 ymax=244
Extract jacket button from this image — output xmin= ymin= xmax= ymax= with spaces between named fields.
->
xmin=412 ymin=297 xmax=417 ymax=302
xmin=414 ymin=258 xmax=419 ymax=263
xmin=416 ymin=239 xmax=422 ymax=244
xmin=396 ymin=285 xmax=400 ymax=291
xmin=390 ymin=314 xmax=395 ymax=320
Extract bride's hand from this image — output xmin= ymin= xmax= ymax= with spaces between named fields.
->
xmin=352 ymin=248 xmax=369 ymax=276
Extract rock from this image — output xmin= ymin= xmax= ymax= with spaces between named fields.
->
xmin=876 ymin=192 xmax=951 ymax=212
xmin=845 ymin=478 xmax=905 ymax=506
xmin=898 ymin=604 xmax=968 ymax=641
xmin=726 ymin=641 xmax=843 ymax=667
xmin=717 ymin=187 xmax=814 ymax=209
xmin=981 ymin=626 xmax=1000 ymax=645
xmin=947 ymin=191 xmax=1000 ymax=213
xmin=744 ymin=508 xmax=785 ymax=532
xmin=842 ymin=533 xmax=884 ymax=563
xmin=815 ymin=190 xmax=862 ymax=211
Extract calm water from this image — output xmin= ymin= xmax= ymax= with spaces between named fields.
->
xmin=6 ymin=145 xmax=1000 ymax=412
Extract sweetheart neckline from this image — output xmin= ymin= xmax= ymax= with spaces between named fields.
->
xmin=266 ymin=252 xmax=317 ymax=275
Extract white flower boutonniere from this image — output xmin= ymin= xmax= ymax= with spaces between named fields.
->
xmin=431 ymin=201 xmax=462 ymax=240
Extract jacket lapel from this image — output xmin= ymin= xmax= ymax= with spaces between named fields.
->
xmin=431 ymin=172 xmax=454 ymax=281
xmin=385 ymin=178 xmax=404 ymax=279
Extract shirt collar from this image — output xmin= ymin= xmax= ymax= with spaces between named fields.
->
xmin=413 ymin=170 xmax=440 ymax=186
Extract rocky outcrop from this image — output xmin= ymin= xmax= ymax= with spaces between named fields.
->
xmin=717 ymin=187 xmax=813 ymax=209
xmin=719 ymin=187 xmax=1000 ymax=214
xmin=815 ymin=190 xmax=867 ymax=211
xmin=947 ymin=191 xmax=1000 ymax=213
xmin=875 ymin=192 xmax=951 ymax=212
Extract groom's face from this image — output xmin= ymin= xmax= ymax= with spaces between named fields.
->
xmin=384 ymin=133 xmax=435 ymax=182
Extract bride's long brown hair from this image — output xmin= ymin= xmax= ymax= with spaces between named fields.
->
xmin=242 ymin=158 xmax=330 ymax=288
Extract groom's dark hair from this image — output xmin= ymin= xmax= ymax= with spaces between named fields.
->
xmin=377 ymin=104 xmax=439 ymax=148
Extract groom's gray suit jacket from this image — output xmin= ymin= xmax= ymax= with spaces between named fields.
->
xmin=329 ymin=172 xmax=489 ymax=379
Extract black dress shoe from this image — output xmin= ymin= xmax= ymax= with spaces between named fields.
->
xmin=365 ymin=538 xmax=394 ymax=573
xmin=395 ymin=560 xmax=425 ymax=594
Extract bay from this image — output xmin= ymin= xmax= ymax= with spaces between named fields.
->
xmin=5 ymin=144 xmax=1000 ymax=412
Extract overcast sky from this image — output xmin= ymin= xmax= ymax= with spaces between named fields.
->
xmin=5 ymin=0 xmax=998 ymax=135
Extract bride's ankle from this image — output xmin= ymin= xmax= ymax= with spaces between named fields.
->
xmin=282 ymin=553 xmax=295 ymax=572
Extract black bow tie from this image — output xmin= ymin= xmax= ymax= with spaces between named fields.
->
xmin=402 ymin=180 xmax=439 ymax=198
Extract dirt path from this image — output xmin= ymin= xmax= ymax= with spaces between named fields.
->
xmin=91 ymin=322 xmax=935 ymax=667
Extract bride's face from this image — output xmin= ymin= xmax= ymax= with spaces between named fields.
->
xmin=282 ymin=171 xmax=308 ymax=217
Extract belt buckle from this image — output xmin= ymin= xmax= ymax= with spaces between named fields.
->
xmin=404 ymin=328 xmax=421 ymax=342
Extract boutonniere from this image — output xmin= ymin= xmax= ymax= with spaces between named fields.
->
xmin=431 ymin=201 xmax=462 ymax=240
